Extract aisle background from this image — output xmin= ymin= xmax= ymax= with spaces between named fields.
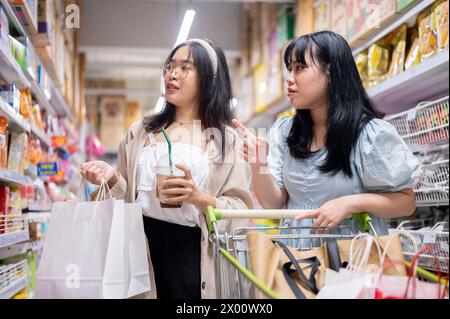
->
xmin=0 ymin=0 xmax=448 ymax=299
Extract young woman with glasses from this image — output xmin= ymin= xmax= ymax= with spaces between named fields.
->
xmin=81 ymin=39 xmax=253 ymax=299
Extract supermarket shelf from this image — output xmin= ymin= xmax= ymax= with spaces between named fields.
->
xmin=351 ymin=0 xmax=436 ymax=56
xmin=0 ymin=97 xmax=30 ymax=133
xmin=0 ymin=168 xmax=30 ymax=186
xmin=369 ymin=51 xmax=449 ymax=114
xmin=0 ymin=0 xmax=74 ymax=120
xmin=0 ymin=274 xmax=27 ymax=299
xmin=244 ymin=96 xmax=291 ymax=128
xmin=27 ymin=201 xmax=52 ymax=212
xmin=409 ymin=141 xmax=450 ymax=154
xmin=25 ymin=72 xmax=56 ymax=116
xmin=1 ymin=41 xmax=56 ymax=117
xmin=0 ymin=0 xmax=28 ymax=38
xmin=0 ymin=237 xmax=46 ymax=260
xmin=29 ymin=123 xmax=51 ymax=149
xmin=0 ymin=230 xmax=29 ymax=249
xmin=0 ymin=41 xmax=30 ymax=88
xmin=49 ymin=84 xmax=74 ymax=120
xmin=0 ymin=260 xmax=27 ymax=299
xmin=414 ymin=159 xmax=449 ymax=207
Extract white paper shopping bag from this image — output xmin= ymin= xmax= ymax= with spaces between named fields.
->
xmin=35 ymin=182 xmax=151 ymax=299
xmin=35 ymin=198 xmax=116 ymax=298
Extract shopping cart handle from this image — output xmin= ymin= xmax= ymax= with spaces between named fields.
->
xmin=351 ymin=212 xmax=372 ymax=233
xmin=206 ymin=206 xmax=221 ymax=234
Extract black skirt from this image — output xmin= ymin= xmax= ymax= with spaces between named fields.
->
xmin=143 ymin=216 xmax=201 ymax=299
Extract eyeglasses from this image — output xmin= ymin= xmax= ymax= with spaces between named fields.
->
xmin=162 ymin=62 xmax=194 ymax=80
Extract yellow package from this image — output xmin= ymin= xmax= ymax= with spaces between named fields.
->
xmin=19 ymin=89 xmax=32 ymax=121
xmin=368 ymin=43 xmax=390 ymax=86
xmin=405 ymin=38 xmax=420 ymax=70
xmin=405 ymin=28 xmax=420 ymax=70
xmin=434 ymin=0 xmax=449 ymax=51
xmin=418 ymin=8 xmax=438 ymax=62
xmin=355 ymin=52 xmax=368 ymax=82
xmin=389 ymin=24 xmax=407 ymax=78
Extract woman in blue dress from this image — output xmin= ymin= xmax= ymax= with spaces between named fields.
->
xmin=233 ymin=31 xmax=420 ymax=247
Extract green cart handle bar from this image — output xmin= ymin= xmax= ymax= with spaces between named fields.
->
xmin=206 ymin=206 xmax=372 ymax=234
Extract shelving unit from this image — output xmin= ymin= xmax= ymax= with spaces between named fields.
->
xmin=0 ymin=97 xmax=30 ymax=133
xmin=0 ymin=215 xmax=29 ymax=248
xmin=385 ymin=96 xmax=449 ymax=208
xmin=0 ymin=41 xmax=30 ymax=88
xmin=0 ymin=260 xmax=28 ymax=299
xmin=369 ymin=52 xmax=449 ymax=114
xmin=351 ymin=0 xmax=437 ymax=56
xmin=414 ymin=160 xmax=449 ymax=207
xmin=0 ymin=168 xmax=30 ymax=186
xmin=244 ymin=96 xmax=290 ymax=128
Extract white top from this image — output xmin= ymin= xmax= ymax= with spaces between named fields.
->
xmin=136 ymin=137 xmax=210 ymax=227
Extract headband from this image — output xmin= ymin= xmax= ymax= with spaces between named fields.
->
xmin=189 ymin=38 xmax=218 ymax=78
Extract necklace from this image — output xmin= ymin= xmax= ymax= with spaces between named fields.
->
xmin=174 ymin=120 xmax=194 ymax=126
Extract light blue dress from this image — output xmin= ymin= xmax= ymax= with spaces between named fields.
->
xmin=267 ymin=116 xmax=420 ymax=248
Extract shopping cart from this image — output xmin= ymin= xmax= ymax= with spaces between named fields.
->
xmin=206 ymin=207 xmax=375 ymax=299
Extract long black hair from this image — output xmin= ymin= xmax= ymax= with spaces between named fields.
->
xmin=143 ymin=39 xmax=234 ymax=156
xmin=283 ymin=31 xmax=379 ymax=178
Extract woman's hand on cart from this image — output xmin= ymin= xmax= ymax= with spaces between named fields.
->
xmin=232 ymin=119 xmax=269 ymax=169
xmin=295 ymin=196 xmax=357 ymax=229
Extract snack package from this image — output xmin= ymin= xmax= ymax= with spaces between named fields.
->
xmin=418 ymin=8 xmax=438 ymax=62
xmin=434 ymin=0 xmax=449 ymax=51
xmin=367 ymin=43 xmax=390 ymax=88
xmin=7 ymin=132 xmax=28 ymax=173
xmin=388 ymin=24 xmax=407 ymax=77
xmin=0 ymin=84 xmax=21 ymax=112
xmin=355 ymin=51 xmax=368 ymax=82
xmin=19 ymin=89 xmax=32 ymax=120
xmin=405 ymin=28 xmax=421 ymax=70
xmin=9 ymin=36 xmax=27 ymax=71
xmin=0 ymin=185 xmax=9 ymax=235
xmin=0 ymin=116 xmax=8 ymax=168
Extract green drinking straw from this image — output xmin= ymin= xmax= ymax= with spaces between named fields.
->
xmin=161 ymin=128 xmax=173 ymax=174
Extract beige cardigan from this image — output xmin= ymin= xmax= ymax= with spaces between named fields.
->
xmin=101 ymin=120 xmax=253 ymax=299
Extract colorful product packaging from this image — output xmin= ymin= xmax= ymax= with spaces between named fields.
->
xmin=0 ymin=116 xmax=8 ymax=168
xmin=388 ymin=24 xmax=407 ymax=78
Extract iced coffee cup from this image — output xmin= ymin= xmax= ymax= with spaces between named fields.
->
xmin=155 ymin=165 xmax=185 ymax=208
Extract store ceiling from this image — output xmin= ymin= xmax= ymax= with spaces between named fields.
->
xmin=79 ymin=0 xmax=261 ymax=113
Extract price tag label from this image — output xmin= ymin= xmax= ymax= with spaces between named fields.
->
xmin=423 ymin=232 xmax=437 ymax=244
xmin=37 ymin=162 xmax=58 ymax=177
xmin=406 ymin=109 xmax=416 ymax=121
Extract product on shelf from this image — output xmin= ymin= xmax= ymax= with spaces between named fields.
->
xmin=397 ymin=0 xmax=417 ymax=13
xmin=355 ymin=51 xmax=368 ymax=84
xmin=0 ymin=185 xmax=9 ymax=235
xmin=435 ymin=0 xmax=449 ymax=51
xmin=31 ymin=104 xmax=44 ymax=130
xmin=7 ymin=132 xmax=28 ymax=173
xmin=388 ymin=24 xmax=407 ymax=78
xmin=0 ymin=116 xmax=8 ymax=168
xmin=405 ymin=29 xmax=420 ymax=70
xmin=418 ymin=7 xmax=438 ymax=62
xmin=0 ymin=83 xmax=21 ymax=113
xmin=19 ymin=88 xmax=32 ymax=120
xmin=8 ymin=187 xmax=22 ymax=216
xmin=367 ymin=42 xmax=390 ymax=88
xmin=9 ymin=0 xmax=39 ymax=33
xmin=26 ymin=43 xmax=39 ymax=81
xmin=9 ymin=35 xmax=27 ymax=71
